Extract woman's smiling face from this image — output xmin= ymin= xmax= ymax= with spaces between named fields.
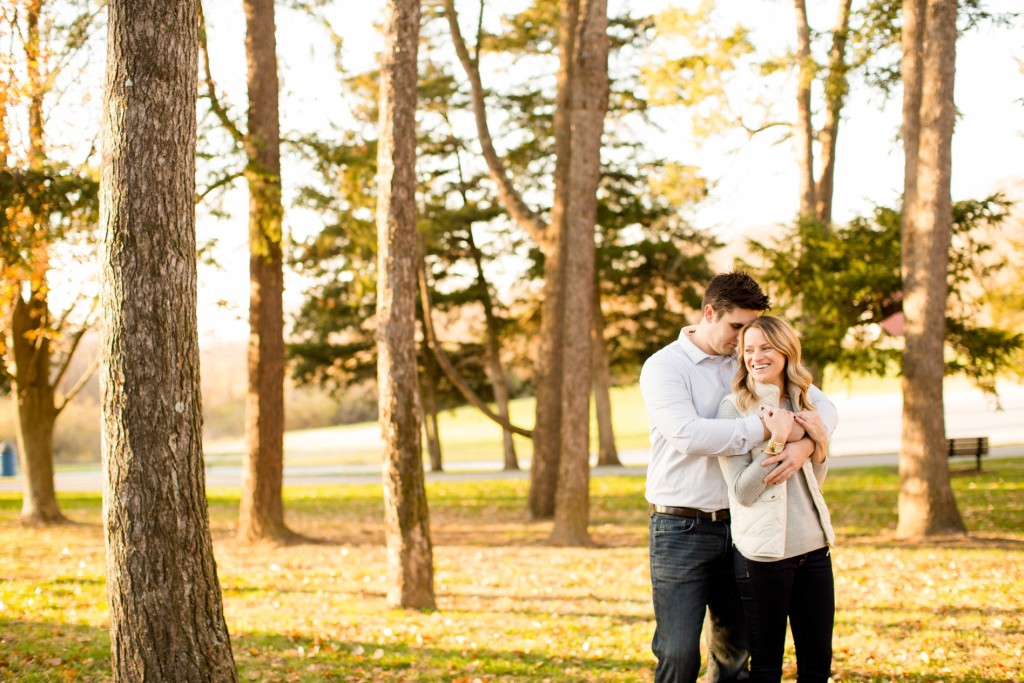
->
xmin=743 ymin=326 xmax=787 ymax=388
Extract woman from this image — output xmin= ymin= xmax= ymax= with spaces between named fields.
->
xmin=716 ymin=315 xmax=835 ymax=682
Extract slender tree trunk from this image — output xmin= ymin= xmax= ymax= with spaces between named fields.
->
xmin=549 ymin=0 xmax=608 ymax=547
xmin=897 ymin=0 xmax=965 ymax=538
xmin=465 ymin=226 xmax=518 ymax=470
xmin=814 ymin=0 xmax=853 ymax=226
xmin=421 ymin=348 xmax=444 ymax=473
xmin=376 ymin=0 xmax=435 ymax=609
xmin=6 ymin=0 xmax=66 ymax=526
xmin=238 ymin=0 xmax=291 ymax=543
xmin=25 ymin=0 xmax=44 ymax=164
xmin=10 ymin=292 xmax=65 ymax=525
xmin=592 ymin=282 xmax=619 ymax=466
xmin=792 ymin=0 xmax=816 ymax=219
xmin=100 ymin=0 xmax=238 ymax=679
xmin=528 ymin=0 xmax=578 ymax=521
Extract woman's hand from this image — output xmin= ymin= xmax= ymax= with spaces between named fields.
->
xmin=795 ymin=411 xmax=827 ymax=444
xmin=762 ymin=407 xmax=795 ymax=444
xmin=795 ymin=411 xmax=829 ymax=464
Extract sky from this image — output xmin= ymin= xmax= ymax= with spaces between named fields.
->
xmin=21 ymin=0 xmax=1024 ymax=342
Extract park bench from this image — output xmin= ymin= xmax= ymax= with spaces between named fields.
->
xmin=947 ymin=436 xmax=988 ymax=471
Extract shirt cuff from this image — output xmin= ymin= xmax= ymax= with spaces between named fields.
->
xmin=742 ymin=414 xmax=764 ymax=445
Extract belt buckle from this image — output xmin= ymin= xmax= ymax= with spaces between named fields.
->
xmin=710 ymin=510 xmax=719 ymax=522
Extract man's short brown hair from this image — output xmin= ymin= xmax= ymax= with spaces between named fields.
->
xmin=702 ymin=272 xmax=771 ymax=315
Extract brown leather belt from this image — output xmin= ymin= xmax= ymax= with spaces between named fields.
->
xmin=649 ymin=504 xmax=730 ymax=522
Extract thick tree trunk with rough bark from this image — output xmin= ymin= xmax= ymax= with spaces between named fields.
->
xmin=592 ymin=284 xmax=619 ymax=466
xmin=100 ymin=1 xmax=238 ymax=680
xmin=10 ymin=293 xmax=65 ymax=525
xmin=238 ymin=0 xmax=291 ymax=543
xmin=377 ymin=0 xmax=436 ymax=610
xmin=549 ymin=0 xmax=608 ymax=546
xmin=897 ymin=0 xmax=965 ymax=538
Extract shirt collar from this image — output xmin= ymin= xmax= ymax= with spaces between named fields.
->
xmin=677 ymin=328 xmax=731 ymax=365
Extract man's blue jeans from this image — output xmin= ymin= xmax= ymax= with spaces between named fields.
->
xmin=650 ymin=513 xmax=749 ymax=683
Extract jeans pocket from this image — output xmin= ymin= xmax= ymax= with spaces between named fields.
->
xmin=651 ymin=514 xmax=698 ymax=536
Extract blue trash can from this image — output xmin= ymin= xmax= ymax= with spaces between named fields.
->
xmin=1 ymin=442 xmax=16 ymax=477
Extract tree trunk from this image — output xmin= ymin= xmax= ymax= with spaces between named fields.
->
xmin=792 ymin=0 xmax=816 ymax=219
xmin=376 ymin=0 xmax=435 ymax=610
xmin=465 ymin=225 xmax=518 ymax=470
xmin=814 ymin=0 xmax=853 ymax=226
xmin=6 ymin=0 xmax=65 ymax=526
xmin=421 ymin=348 xmax=444 ymax=473
xmin=100 ymin=0 xmax=238 ymax=679
xmin=527 ymin=0 xmax=578 ymax=521
xmin=238 ymin=0 xmax=291 ymax=544
xmin=10 ymin=292 xmax=65 ymax=525
xmin=592 ymin=282 xmax=619 ymax=467
xmin=897 ymin=0 xmax=965 ymax=538
xmin=549 ymin=0 xmax=608 ymax=547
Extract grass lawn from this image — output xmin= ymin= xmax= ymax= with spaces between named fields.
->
xmin=2 ymin=460 xmax=1023 ymax=682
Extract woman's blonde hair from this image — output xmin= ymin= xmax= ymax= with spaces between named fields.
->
xmin=731 ymin=316 xmax=816 ymax=414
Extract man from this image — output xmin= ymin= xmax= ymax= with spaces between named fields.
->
xmin=640 ymin=272 xmax=838 ymax=683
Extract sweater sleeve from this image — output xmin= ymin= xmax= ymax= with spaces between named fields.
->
xmin=716 ymin=397 xmax=772 ymax=507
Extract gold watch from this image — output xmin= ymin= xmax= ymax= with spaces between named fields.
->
xmin=764 ymin=438 xmax=784 ymax=455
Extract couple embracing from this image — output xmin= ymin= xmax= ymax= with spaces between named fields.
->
xmin=641 ymin=272 xmax=837 ymax=683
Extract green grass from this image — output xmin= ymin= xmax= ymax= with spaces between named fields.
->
xmin=4 ymin=461 xmax=1023 ymax=681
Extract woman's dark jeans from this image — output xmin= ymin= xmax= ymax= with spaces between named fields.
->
xmin=649 ymin=513 xmax=749 ymax=683
xmin=733 ymin=546 xmax=834 ymax=683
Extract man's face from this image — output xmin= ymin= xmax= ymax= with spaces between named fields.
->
xmin=703 ymin=306 xmax=761 ymax=357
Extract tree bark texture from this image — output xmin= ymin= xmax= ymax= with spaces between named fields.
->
xmin=592 ymin=283 xmax=619 ymax=466
xmin=897 ymin=0 xmax=966 ymax=538
xmin=100 ymin=1 xmax=238 ymax=680
xmin=549 ymin=0 xmax=608 ymax=546
xmin=376 ymin=0 xmax=436 ymax=610
xmin=10 ymin=291 xmax=65 ymax=524
xmin=238 ymin=0 xmax=290 ymax=543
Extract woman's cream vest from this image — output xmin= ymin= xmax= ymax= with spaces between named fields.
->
xmin=718 ymin=383 xmax=835 ymax=560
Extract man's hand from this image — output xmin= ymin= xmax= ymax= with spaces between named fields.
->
xmin=760 ymin=437 xmax=813 ymax=485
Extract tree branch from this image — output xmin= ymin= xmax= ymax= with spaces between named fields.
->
xmin=55 ymin=355 xmax=99 ymax=416
xmin=51 ymin=295 xmax=98 ymax=391
xmin=198 ymin=1 xmax=245 ymax=145
xmin=418 ymin=256 xmax=533 ymax=439
xmin=442 ymin=0 xmax=547 ymax=245
xmin=196 ymin=169 xmax=246 ymax=203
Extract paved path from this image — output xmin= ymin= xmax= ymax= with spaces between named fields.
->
xmin=2 ymin=383 xmax=1022 ymax=492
